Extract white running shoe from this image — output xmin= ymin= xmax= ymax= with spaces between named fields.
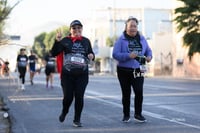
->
xmin=21 ymin=84 xmax=25 ymax=90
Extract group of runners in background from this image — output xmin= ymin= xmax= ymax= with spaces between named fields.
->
xmin=16 ymin=48 xmax=55 ymax=90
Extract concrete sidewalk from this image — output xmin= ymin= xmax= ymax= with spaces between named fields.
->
xmin=0 ymin=97 xmax=10 ymax=132
xmin=0 ymin=77 xmax=16 ymax=133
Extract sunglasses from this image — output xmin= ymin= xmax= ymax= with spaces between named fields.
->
xmin=72 ymin=26 xmax=82 ymax=30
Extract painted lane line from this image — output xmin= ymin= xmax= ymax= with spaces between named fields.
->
xmin=29 ymin=80 xmax=200 ymax=130
xmin=86 ymin=90 xmax=200 ymax=130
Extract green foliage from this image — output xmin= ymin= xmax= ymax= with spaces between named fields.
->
xmin=43 ymin=31 xmax=56 ymax=52
xmin=106 ymin=35 xmax=118 ymax=47
xmin=183 ymin=32 xmax=200 ymax=57
xmin=0 ymin=0 xmax=20 ymax=42
xmin=32 ymin=25 xmax=70 ymax=58
xmin=173 ymin=0 xmax=200 ymax=60
xmin=32 ymin=32 xmax=46 ymax=58
xmin=0 ymin=21 xmax=4 ymax=36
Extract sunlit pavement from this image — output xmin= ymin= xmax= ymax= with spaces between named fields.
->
xmin=0 ymin=72 xmax=200 ymax=133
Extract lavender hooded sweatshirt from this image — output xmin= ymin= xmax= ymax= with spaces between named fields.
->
xmin=112 ymin=33 xmax=152 ymax=69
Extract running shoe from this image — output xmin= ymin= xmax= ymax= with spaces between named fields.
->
xmin=134 ymin=114 xmax=147 ymax=122
xmin=73 ymin=121 xmax=82 ymax=127
xmin=59 ymin=113 xmax=66 ymax=123
xmin=21 ymin=84 xmax=25 ymax=90
xmin=122 ymin=116 xmax=130 ymax=123
xmin=30 ymin=80 xmax=33 ymax=85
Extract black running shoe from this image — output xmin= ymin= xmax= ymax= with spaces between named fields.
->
xmin=134 ymin=114 xmax=147 ymax=122
xmin=122 ymin=116 xmax=130 ymax=123
xmin=30 ymin=80 xmax=33 ymax=85
xmin=73 ymin=121 xmax=82 ymax=127
xmin=59 ymin=113 xmax=66 ymax=123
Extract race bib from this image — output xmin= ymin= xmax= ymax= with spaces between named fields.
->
xmin=47 ymin=61 xmax=54 ymax=65
xmin=18 ymin=62 xmax=27 ymax=67
xmin=71 ymin=56 xmax=85 ymax=65
xmin=140 ymin=65 xmax=147 ymax=73
xmin=63 ymin=53 xmax=88 ymax=73
xmin=29 ymin=60 xmax=35 ymax=63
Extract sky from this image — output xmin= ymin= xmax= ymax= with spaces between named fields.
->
xmin=5 ymin=0 xmax=174 ymax=45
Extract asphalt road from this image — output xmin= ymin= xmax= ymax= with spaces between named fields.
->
xmin=0 ymin=72 xmax=200 ymax=133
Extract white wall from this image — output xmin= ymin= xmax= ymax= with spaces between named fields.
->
xmin=0 ymin=45 xmax=20 ymax=72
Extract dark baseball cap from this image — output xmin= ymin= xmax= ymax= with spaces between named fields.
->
xmin=70 ymin=20 xmax=83 ymax=27
xmin=20 ymin=48 xmax=26 ymax=51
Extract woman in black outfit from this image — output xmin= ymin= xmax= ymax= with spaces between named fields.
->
xmin=17 ymin=48 xmax=28 ymax=90
xmin=44 ymin=52 xmax=55 ymax=88
xmin=51 ymin=20 xmax=94 ymax=127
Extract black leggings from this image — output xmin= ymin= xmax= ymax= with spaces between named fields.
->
xmin=117 ymin=67 xmax=144 ymax=116
xmin=18 ymin=67 xmax=26 ymax=84
xmin=61 ymin=73 xmax=88 ymax=121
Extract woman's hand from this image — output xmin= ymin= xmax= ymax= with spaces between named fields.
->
xmin=146 ymin=56 xmax=152 ymax=63
xmin=88 ymin=53 xmax=94 ymax=60
xmin=56 ymin=29 xmax=62 ymax=41
xmin=129 ymin=52 xmax=137 ymax=59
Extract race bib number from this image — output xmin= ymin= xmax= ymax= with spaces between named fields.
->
xmin=18 ymin=62 xmax=27 ymax=67
xmin=140 ymin=65 xmax=147 ymax=73
xmin=29 ymin=60 xmax=35 ymax=63
xmin=47 ymin=61 xmax=54 ymax=65
xmin=63 ymin=53 xmax=88 ymax=73
xmin=71 ymin=56 xmax=85 ymax=64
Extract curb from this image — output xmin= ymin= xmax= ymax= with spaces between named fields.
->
xmin=0 ymin=97 xmax=11 ymax=132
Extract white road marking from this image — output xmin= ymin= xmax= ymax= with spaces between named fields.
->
xmin=86 ymin=90 xmax=200 ymax=130
xmin=9 ymin=80 xmax=200 ymax=130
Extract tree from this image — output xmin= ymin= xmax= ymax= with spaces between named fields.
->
xmin=106 ymin=35 xmax=118 ymax=47
xmin=32 ymin=26 xmax=70 ymax=58
xmin=43 ymin=31 xmax=56 ymax=52
xmin=32 ymin=32 xmax=47 ymax=58
xmin=0 ymin=0 xmax=20 ymax=45
xmin=173 ymin=0 xmax=200 ymax=60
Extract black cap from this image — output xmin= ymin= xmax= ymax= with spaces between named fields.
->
xmin=70 ymin=20 xmax=83 ymax=27
xmin=20 ymin=48 xmax=26 ymax=51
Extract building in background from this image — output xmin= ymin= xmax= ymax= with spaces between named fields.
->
xmin=85 ymin=7 xmax=173 ymax=76
xmin=0 ymin=35 xmax=30 ymax=72
xmin=83 ymin=0 xmax=200 ymax=78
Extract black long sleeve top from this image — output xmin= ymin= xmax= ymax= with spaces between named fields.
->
xmin=51 ymin=36 xmax=95 ymax=75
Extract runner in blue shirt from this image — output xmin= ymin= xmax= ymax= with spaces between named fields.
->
xmin=28 ymin=50 xmax=38 ymax=85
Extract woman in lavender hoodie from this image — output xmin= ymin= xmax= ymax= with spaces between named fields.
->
xmin=112 ymin=17 xmax=152 ymax=123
